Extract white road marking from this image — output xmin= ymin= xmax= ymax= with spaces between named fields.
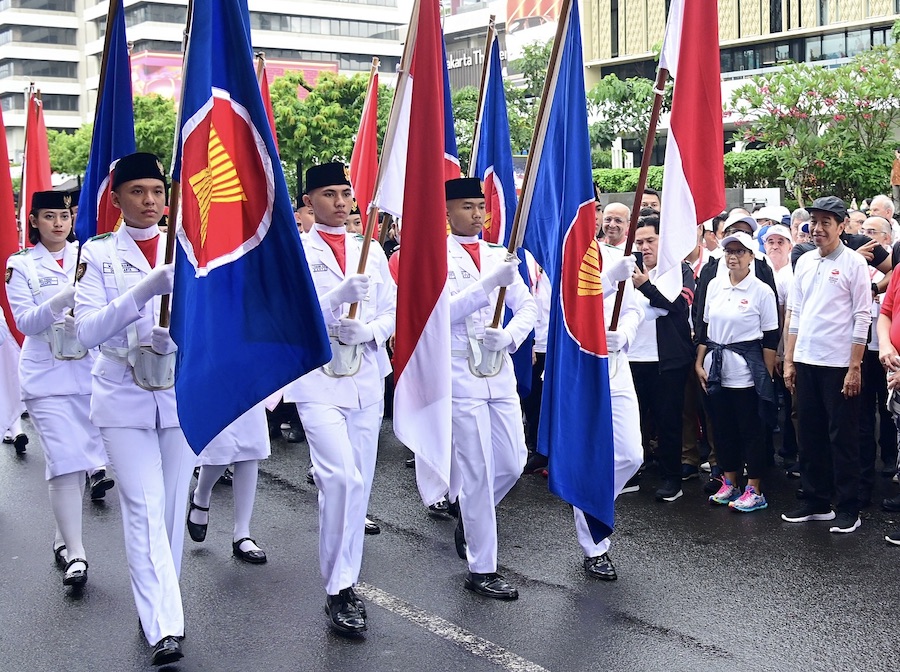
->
xmin=355 ymin=582 xmax=551 ymax=672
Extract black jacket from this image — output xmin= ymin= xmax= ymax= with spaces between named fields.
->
xmin=635 ymin=259 xmax=695 ymax=371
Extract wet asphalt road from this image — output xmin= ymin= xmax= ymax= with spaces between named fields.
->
xmin=1 ymin=417 xmax=898 ymax=672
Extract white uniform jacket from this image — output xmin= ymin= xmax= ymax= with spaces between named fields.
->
xmin=283 ymin=226 xmax=396 ymax=409
xmin=448 ymin=236 xmax=537 ymax=400
xmin=6 ymin=242 xmax=92 ymax=399
xmin=599 ymin=245 xmax=642 ymax=395
xmin=74 ymin=227 xmax=178 ymax=429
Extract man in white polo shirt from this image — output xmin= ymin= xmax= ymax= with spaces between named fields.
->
xmin=782 ymin=196 xmax=872 ymax=534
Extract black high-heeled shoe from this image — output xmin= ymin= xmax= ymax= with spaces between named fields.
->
xmin=186 ymin=496 xmax=209 ymax=543
xmin=63 ymin=558 xmax=88 ymax=587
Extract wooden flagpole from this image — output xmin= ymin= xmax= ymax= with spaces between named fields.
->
xmin=158 ymin=0 xmax=194 ymax=328
xmin=466 ymin=15 xmax=495 ymax=178
xmin=347 ymin=56 xmax=381 ymax=321
xmin=18 ymin=82 xmax=34 ymax=250
xmin=255 ymin=51 xmax=266 ymax=84
xmin=607 ymin=66 xmax=668 ymax=331
xmin=488 ymin=0 xmax=572 ymax=329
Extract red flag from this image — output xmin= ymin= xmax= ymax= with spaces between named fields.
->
xmin=373 ymin=0 xmax=452 ymax=506
xmin=655 ymin=0 xmax=725 ymax=301
xmin=0 ymin=110 xmax=23 ymax=345
xmin=258 ymin=65 xmax=278 ymax=151
xmin=349 ymin=64 xmax=379 ymax=233
xmin=21 ymin=92 xmax=52 ymax=248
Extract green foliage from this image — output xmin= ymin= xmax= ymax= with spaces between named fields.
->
xmin=46 ymin=94 xmax=177 ymax=176
xmin=270 ymin=70 xmax=390 ymax=196
xmin=47 ymin=124 xmax=92 ymax=175
xmin=723 ymin=149 xmax=780 ymax=188
xmin=591 ymin=147 xmax=611 ymax=169
xmin=586 ymin=74 xmax=672 ymax=146
xmin=133 ymin=94 xmax=176 ymax=172
xmin=728 ymin=39 xmax=900 ymax=204
xmin=452 ymin=86 xmax=479 ymax=174
xmin=592 ymin=166 xmax=664 ymax=193
xmin=510 ymin=40 xmax=553 ymax=99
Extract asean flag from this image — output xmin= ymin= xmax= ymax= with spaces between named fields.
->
xmin=654 ymin=0 xmax=724 ymax=302
xmin=74 ymin=0 xmax=134 ymax=242
xmin=521 ymin=0 xmax=615 ymax=543
xmin=171 ymin=0 xmax=330 ymax=453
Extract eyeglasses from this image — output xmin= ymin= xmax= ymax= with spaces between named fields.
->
xmin=723 ymin=226 xmax=752 ymax=235
xmin=603 ymin=216 xmax=627 ymax=225
xmin=724 ymin=248 xmax=749 ymax=257
xmin=861 ymin=228 xmax=888 ymax=236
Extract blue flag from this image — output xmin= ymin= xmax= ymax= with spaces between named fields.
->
xmin=441 ymin=36 xmax=461 ymax=179
xmin=473 ymin=35 xmax=532 ymax=397
xmin=171 ymin=0 xmax=330 ymax=453
xmin=521 ymin=0 xmax=615 ymax=543
xmin=74 ymin=0 xmax=134 ymax=243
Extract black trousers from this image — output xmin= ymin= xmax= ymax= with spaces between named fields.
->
xmin=630 ymin=361 xmax=689 ymax=482
xmin=860 ymin=348 xmax=898 ymax=498
xmin=706 ymin=386 xmax=766 ymax=480
xmin=774 ymin=371 xmax=798 ymax=460
xmin=521 ymin=352 xmax=545 ymax=448
xmin=795 ymin=362 xmax=861 ymax=515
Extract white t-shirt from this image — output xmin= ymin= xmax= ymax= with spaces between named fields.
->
xmin=702 ymin=272 xmax=778 ymax=388
xmin=628 ymin=268 xmax=665 ymax=363
xmin=772 ymin=264 xmax=793 ymax=308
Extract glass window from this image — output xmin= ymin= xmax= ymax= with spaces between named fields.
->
xmin=805 ymin=36 xmax=822 ymax=61
xmin=846 ymin=29 xmax=869 ymax=57
xmin=821 ymin=32 xmax=845 ymax=59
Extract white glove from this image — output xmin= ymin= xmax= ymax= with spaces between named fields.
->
xmin=150 ymin=325 xmax=178 ymax=355
xmin=603 ymin=255 xmax=636 ymax=285
xmin=63 ymin=313 xmax=77 ymax=338
xmin=324 ymin=274 xmax=369 ymax=310
xmin=47 ymin=285 xmax=76 ymax=314
xmin=480 ymin=259 xmax=520 ymax=293
xmin=131 ymin=264 xmax=175 ymax=307
xmin=606 ymin=330 xmax=627 ymax=352
xmin=337 ymin=317 xmax=374 ymax=345
xmin=482 ymin=327 xmax=513 ymax=352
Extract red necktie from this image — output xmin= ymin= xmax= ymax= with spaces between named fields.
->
xmin=56 ymin=259 xmax=64 ymax=268
xmin=319 ymin=231 xmax=346 ymax=274
xmin=135 ymin=236 xmax=159 ymax=268
xmin=461 ymin=242 xmax=481 ymax=271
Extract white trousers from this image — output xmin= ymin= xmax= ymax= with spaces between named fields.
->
xmin=296 ymin=401 xmax=381 ymax=595
xmin=101 ymin=426 xmax=195 ymax=645
xmin=450 ymin=395 xmax=527 ymax=574
xmin=573 ymin=367 xmax=643 ymax=558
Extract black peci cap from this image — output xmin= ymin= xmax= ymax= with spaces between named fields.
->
xmin=112 ymin=152 xmax=167 ymax=190
xmin=306 ymin=162 xmax=351 ymax=193
xmin=806 ymin=196 xmax=848 ymax=222
xmin=31 ymin=190 xmax=72 ymax=212
xmin=445 ymin=177 xmax=483 ymax=201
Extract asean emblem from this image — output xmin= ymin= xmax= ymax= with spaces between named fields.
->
xmin=559 ymin=201 xmax=608 ymax=357
xmin=179 ymin=87 xmax=274 ymax=276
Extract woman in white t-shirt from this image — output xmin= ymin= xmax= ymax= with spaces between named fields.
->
xmin=696 ymin=233 xmax=779 ymax=512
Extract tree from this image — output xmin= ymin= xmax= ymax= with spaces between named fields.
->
xmin=452 ymin=86 xmax=478 ymax=174
xmin=270 ymin=70 xmax=391 ymax=197
xmin=586 ymin=74 xmax=672 ymax=150
xmin=728 ymin=26 xmax=900 ymax=204
xmin=133 ymin=94 xmax=176 ymax=172
xmin=47 ymin=93 xmax=177 ymax=177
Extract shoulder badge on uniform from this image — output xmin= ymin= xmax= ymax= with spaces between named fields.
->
xmin=4 ymin=268 xmax=11 ymax=284
xmin=354 ymin=233 xmax=364 ymax=241
xmin=486 ymin=242 xmax=505 ymax=249
xmin=89 ymin=232 xmax=113 ymax=241
xmin=75 ymin=262 xmax=86 ymax=281
xmin=11 ymin=249 xmax=27 ymax=256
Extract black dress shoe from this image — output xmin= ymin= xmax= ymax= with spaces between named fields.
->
xmin=217 ymin=467 xmax=233 ymax=486
xmin=89 ymin=470 xmax=115 ymax=501
xmin=364 ymin=518 xmax=380 ymax=535
xmin=151 ymin=636 xmax=183 ymax=666
xmin=522 ymin=451 xmax=548 ymax=474
xmin=428 ymin=497 xmax=452 ymax=519
xmin=232 ymin=537 xmax=267 ymax=564
xmin=405 ymin=455 xmax=416 ymax=468
xmin=63 ymin=558 xmax=88 ymax=587
xmin=325 ymin=589 xmax=367 ymax=635
xmin=53 ymin=544 xmax=67 ymax=568
xmin=883 ymin=493 xmax=900 ymax=512
xmin=306 ymin=463 xmax=315 ymax=485
xmin=13 ymin=433 xmax=27 ymax=454
xmin=464 ymin=572 xmax=519 ymax=600
xmin=346 ymin=586 xmax=367 ymax=618
xmin=285 ymin=423 xmax=305 ymax=443
xmin=454 ymin=515 xmax=467 ymax=559
xmin=186 ymin=496 xmax=209 ymax=543
xmin=583 ymin=553 xmax=617 ymax=581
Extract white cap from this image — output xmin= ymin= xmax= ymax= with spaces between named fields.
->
xmin=721 ymin=232 xmax=756 ymax=251
xmin=754 ymin=205 xmax=791 ymax=223
xmin=761 ymin=224 xmax=793 ymax=244
xmin=724 ymin=213 xmax=759 ymax=233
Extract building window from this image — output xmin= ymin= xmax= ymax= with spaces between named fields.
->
xmin=0 ymin=59 xmax=77 ymax=79
xmin=0 ymin=25 xmax=76 ymax=45
xmin=130 ymin=39 xmax=181 ymax=53
xmin=0 ymin=92 xmax=77 ymax=111
xmin=249 ymin=12 xmax=400 ymax=40
xmin=770 ymin=0 xmax=782 ymax=32
xmin=125 ymin=3 xmax=188 ymax=26
xmin=846 ymin=29 xmax=870 ymax=57
xmin=0 ymin=0 xmax=74 ymax=10
xmin=610 ymin=0 xmax=618 ymax=57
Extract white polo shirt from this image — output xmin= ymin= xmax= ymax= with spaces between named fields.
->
xmin=788 ymin=243 xmax=871 ymax=368
xmin=702 ymin=272 xmax=778 ymax=388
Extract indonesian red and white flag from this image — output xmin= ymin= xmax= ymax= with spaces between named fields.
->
xmin=21 ymin=92 xmax=51 ymax=248
xmin=655 ymin=0 xmax=725 ymax=301
xmin=373 ymin=0 xmax=451 ymax=506
xmin=258 ymin=61 xmax=278 ymax=151
xmin=350 ymin=65 xmax=379 ymax=234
